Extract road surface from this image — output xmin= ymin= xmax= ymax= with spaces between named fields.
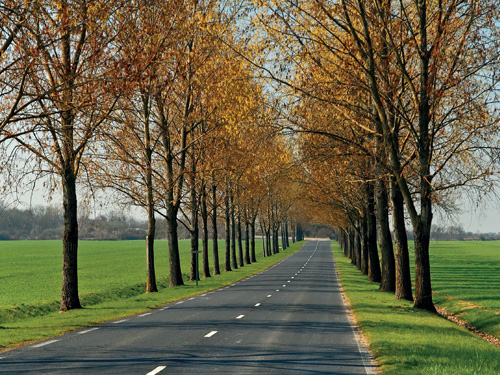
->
xmin=0 ymin=240 xmax=377 ymax=374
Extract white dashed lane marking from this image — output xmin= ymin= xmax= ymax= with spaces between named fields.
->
xmin=78 ymin=328 xmax=99 ymax=335
xmin=205 ymin=331 xmax=218 ymax=338
xmin=236 ymin=315 xmax=245 ymax=319
xmin=32 ymin=340 xmax=59 ymax=348
xmin=146 ymin=365 xmax=166 ymax=375
xmin=255 ymin=303 xmax=261 ymax=307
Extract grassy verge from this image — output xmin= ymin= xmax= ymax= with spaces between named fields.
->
xmin=331 ymin=241 xmax=500 ymax=375
xmin=0 ymin=239 xmax=304 ymax=349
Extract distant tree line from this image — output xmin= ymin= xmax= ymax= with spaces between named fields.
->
xmin=0 ymin=203 xmax=192 ymax=241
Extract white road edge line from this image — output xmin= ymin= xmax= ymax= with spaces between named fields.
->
xmin=78 ymin=328 xmax=99 ymax=335
xmin=146 ymin=365 xmax=166 ymax=375
xmin=32 ymin=340 xmax=59 ymax=348
xmin=204 ymin=331 xmax=218 ymax=338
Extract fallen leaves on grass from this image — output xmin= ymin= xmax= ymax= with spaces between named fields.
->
xmin=436 ymin=306 xmax=500 ymax=348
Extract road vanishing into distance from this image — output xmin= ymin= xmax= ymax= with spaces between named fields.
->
xmin=0 ymin=241 xmax=377 ymax=374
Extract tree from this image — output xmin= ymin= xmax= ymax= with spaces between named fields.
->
xmin=10 ymin=1 xmax=129 ymax=311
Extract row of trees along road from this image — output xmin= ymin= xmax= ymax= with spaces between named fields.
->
xmin=1 ymin=1 xmax=500 ymax=314
xmin=0 ymin=1 xmax=308 ymax=312
xmin=252 ymin=0 xmax=500 ymax=311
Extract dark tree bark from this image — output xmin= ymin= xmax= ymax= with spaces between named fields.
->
xmin=285 ymin=221 xmax=289 ymax=248
xmin=230 ymin=193 xmax=238 ymax=269
xmin=245 ymin=220 xmax=251 ymax=264
xmin=237 ymin=213 xmax=244 ymax=267
xmin=60 ymin=169 xmax=82 ymax=311
xmin=272 ymin=228 xmax=279 ymax=254
xmin=190 ymin=226 xmax=199 ymax=282
xmin=166 ymin=204 xmax=184 ymax=287
xmin=360 ymin=215 xmax=369 ymax=275
xmin=211 ymin=183 xmax=220 ymax=275
xmin=390 ymin=176 xmax=413 ymax=301
xmin=266 ymin=226 xmax=272 ymax=256
xmin=158 ymin=102 xmax=187 ymax=288
xmin=143 ymin=95 xmax=157 ymax=293
xmin=296 ymin=224 xmax=303 ymax=241
xmin=367 ymin=182 xmax=381 ymax=283
xmin=224 ymin=189 xmax=231 ymax=272
xmin=355 ymin=227 xmax=362 ymax=271
xmin=189 ymin=162 xmax=199 ymax=282
xmin=260 ymin=220 xmax=267 ymax=257
xmin=201 ymin=184 xmax=210 ymax=278
xmin=250 ymin=217 xmax=257 ymax=263
xmin=348 ymin=229 xmax=355 ymax=264
xmin=413 ymin=203 xmax=434 ymax=310
xmin=281 ymin=224 xmax=286 ymax=250
xmin=377 ymin=178 xmax=395 ymax=292
xmin=146 ymin=228 xmax=157 ymax=293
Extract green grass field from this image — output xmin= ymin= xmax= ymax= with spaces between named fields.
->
xmin=422 ymin=241 xmax=500 ymax=339
xmin=332 ymin=241 xmax=500 ymax=375
xmin=0 ymin=239 xmax=304 ymax=348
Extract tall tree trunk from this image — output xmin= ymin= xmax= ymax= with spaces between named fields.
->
xmin=412 ymin=0 xmax=435 ymax=312
xmin=144 ymin=97 xmax=157 ymax=293
xmin=260 ymin=221 xmax=266 ymax=257
xmin=146 ymin=224 xmax=157 ymax=293
xmin=272 ymin=228 xmax=278 ymax=254
xmin=348 ymin=229 xmax=355 ymax=265
xmin=355 ymin=227 xmax=362 ymax=271
xmin=230 ymin=193 xmax=238 ymax=269
xmin=190 ymin=226 xmax=199 ymax=282
xmin=145 ymin=204 xmax=157 ymax=293
xmin=245 ymin=220 xmax=251 ymax=264
xmin=224 ymin=189 xmax=231 ymax=272
xmin=159 ymin=108 xmax=186 ymax=288
xmin=266 ymin=227 xmax=272 ymax=256
xmin=285 ymin=221 xmax=289 ymax=248
xmin=167 ymin=204 xmax=184 ymax=287
xmin=296 ymin=224 xmax=303 ymax=241
xmin=211 ymin=183 xmax=220 ymax=275
xmin=367 ymin=182 xmax=381 ymax=283
xmin=360 ymin=215 xmax=369 ymax=275
xmin=189 ymin=164 xmax=199 ymax=282
xmin=250 ymin=217 xmax=257 ymax=262
xmin=237 ymin=213 xmax=244 ymax=267
xmin=60 ymin=170 xmax=82 ymax=311
xmin=201 ymin=184 xmax=210 ymax=278
xmin=390 ymin=176 xmax=413 ymax=301
xmin=413 ymin=201 xmax=434 ymax=310
xmin=281 ymin=224 xmax=285 ymax=250
xmin=377 ymin=178 xmax=395 ymax=292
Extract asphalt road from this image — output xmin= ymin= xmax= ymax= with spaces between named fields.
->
xmin=0 ymin=240 xmax=377 ymax=374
